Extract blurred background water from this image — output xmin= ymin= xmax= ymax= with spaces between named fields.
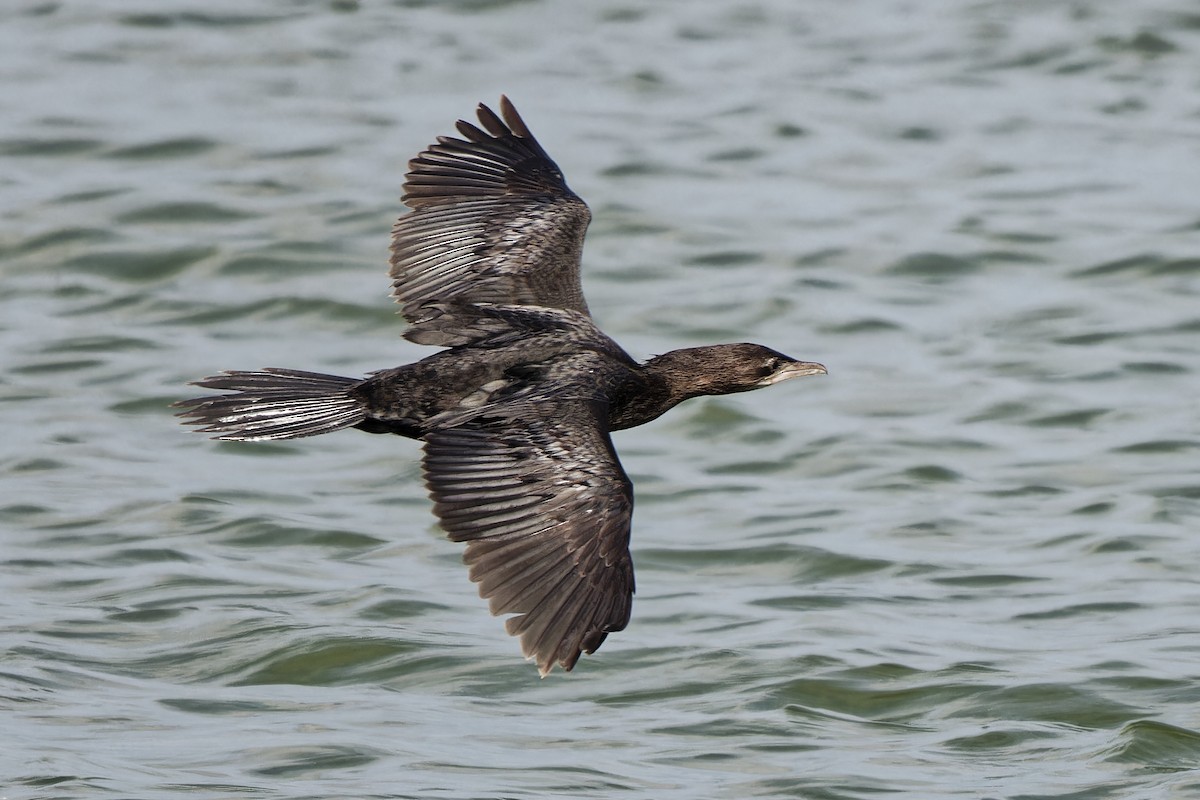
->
xmin=2 ymin=1 xmax=1200 ymax=798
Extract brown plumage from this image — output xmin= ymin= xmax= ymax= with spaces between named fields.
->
xmin=174 ymin=97 xmax=826 ymax=676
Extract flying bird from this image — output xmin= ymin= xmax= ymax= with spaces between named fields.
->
xmin=175 ymin=97 xmax=827 ymax=676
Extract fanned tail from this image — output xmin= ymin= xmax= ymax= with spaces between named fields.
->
xmin=173 ymin=368 xmax=365 ymax=441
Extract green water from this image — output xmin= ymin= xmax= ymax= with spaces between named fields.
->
xmin=3 ymin=2 xmax=1200 ymax=798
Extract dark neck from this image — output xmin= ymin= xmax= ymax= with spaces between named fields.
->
xmin=609 ymin=347 xmax=752 ymax=430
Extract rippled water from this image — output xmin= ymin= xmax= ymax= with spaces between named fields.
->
xmin=4 ymin=2 xmax=1200 ymax=798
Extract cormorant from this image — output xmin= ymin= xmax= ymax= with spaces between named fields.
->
xmin=175 ymin=97 xmax=827 ymax=676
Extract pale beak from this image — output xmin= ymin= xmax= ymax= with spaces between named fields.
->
xmin=766 ymin=360 xmax=828 ymax=385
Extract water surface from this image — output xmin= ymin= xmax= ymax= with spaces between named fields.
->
xmin=3 ymin=2 xmax=1200 ymax=798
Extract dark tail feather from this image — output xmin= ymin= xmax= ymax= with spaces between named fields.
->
xmin=173 ymin=368 xmax=366 ymax=441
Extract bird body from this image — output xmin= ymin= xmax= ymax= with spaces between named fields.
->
xmin=176 ymin=97 xmax=826 ymax=676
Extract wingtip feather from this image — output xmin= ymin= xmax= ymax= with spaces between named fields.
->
xmin=497 ymin=95 xmax=531 ymax=139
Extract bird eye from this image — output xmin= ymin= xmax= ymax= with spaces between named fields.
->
xmin=759 ymin=358 xmax=781 ymax=377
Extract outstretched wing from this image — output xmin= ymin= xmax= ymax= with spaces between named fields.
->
xmin=391 ymin=96 xmax=592 ymax=334
xmin=422 ymin=398 xmax=634 ymax=676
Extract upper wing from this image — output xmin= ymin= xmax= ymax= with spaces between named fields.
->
xmin=391 ymin=96 xmax=593 ymax=334
xmin=422 ymin=398 xmax=634 ymax=676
